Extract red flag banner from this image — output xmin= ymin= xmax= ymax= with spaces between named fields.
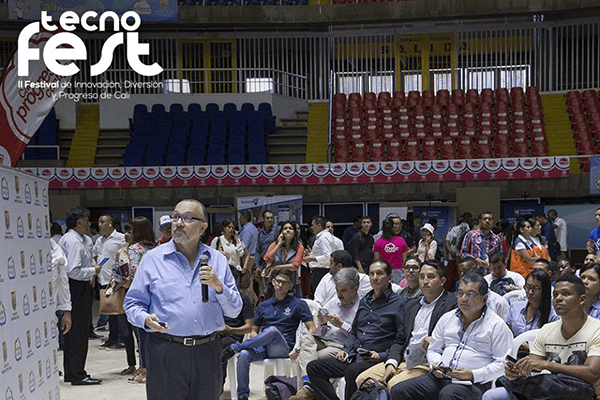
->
xmin=0 ymin=30 xmax=71 ymax=167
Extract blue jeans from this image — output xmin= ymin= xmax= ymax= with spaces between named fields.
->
xmin=233 ymin=326 xmax=290 ymax=397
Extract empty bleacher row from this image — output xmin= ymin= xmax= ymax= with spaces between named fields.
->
xmin=566 ymin=90 xmax=600 ymax=160
xmin=332 ymin=87 xmax=549 ymax=163
xmin=124 ymin=102 xmax=275 ymax=166
xmin=23 ymin=108 xmax=59 ymax=160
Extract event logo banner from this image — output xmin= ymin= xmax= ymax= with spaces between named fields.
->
xmin=590 ymin=155 xmax=600 ymax=195
xmin=9 ymin=0 xmax=177 ymax=22
xmin=23 ymin=156 xmax=571 ymax=189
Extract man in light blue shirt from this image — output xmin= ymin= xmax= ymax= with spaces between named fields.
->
xmin=125 ymin=199 xmax=242 ymax=400
xmin=238 ymin=210 xmax=258 ymax=256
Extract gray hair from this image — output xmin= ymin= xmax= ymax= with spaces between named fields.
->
xmin=334 ymin=267 xmax=359 ymax=289
xmin=177 ymin=199 xmax=207 ymax=219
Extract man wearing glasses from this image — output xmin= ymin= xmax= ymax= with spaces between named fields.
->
xmin=125 ymin=199 xmax=242 ymax=400
xmin=222 ymin=269 xmax=315 ymax=400
xmin=390 ymin=272 xmax=512 ymax=400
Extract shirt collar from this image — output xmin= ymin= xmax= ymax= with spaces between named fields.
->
xmin=339 ymin=293 xmax=359 ymax=309
xmin=367 ymin=285 xmax=393 ymax=301
xmin=455 ymin=304 xmax=488 ymax=324
xmin=163 ymin=240 xmax=211 ymax=260
xmin=270 ymin=293 xmax=291 ymax=305
xmin=421 ymin=289 xmax=444 ymax=306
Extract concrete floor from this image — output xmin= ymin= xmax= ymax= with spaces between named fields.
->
xmin=58 ymin=330 xmax=270 ymax=400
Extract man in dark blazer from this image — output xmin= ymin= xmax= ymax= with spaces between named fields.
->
xmin=355 ymin=259 xmax=457 ymax=390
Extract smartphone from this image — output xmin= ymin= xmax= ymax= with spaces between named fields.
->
xmin=438 ymin=364 xmax=452 ymax=375
xmin=505 ymin=354 xmax=518 ymax=364
xmin=158 ymin=321 xmax=168 ymax=328
xmin=319 ymin=308 xmax=329 ymax=316
xmin=98 ymin=257 xmax=109 ymax=266
xmin=357 ymin=348 xmax=370 ymax=355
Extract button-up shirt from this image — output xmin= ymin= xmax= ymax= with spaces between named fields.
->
xmin=589 ymin=297 xmax=600 ymax=320
xmin=59 ymin=229 xmax=95 ymax=282
xmin=50 ymin=238 xmax=71 ymax=311
xmin=93 ymin=229 xmax=127 ymax=286
xmin=506 ymin=300 xmax=559 ymax=337
xmin=313 ymin=272 xmax=373 ymax=307
xmin=255 ymin=225 xmax=277 ymax=268
xmin=460 ymin=229 xmax=501 ymax=264
xmin=343 ymin=287 xmax=405 ymax=361
xmin=348 ymin=231 xmax=375 ymax=270
xmin=309 ymin=230 xmax=335 ymax=270
xmin=427 ymin=307 xmax=513 ymax=384
xmin=254 ymin=294 xmax=313 ymax=350
xmin=317 ymin=294 xmax=360 ymax=345
xmin=399 ymin=285 xmax=422 ymax=300
xmin=124 ymin=241 xmax=242 ymax=337
xmin=239 ymin=222 xmax=258 ymax=255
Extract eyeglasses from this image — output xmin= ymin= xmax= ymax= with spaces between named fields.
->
xmin=171 ymin=213 xmax=206 ymax=224
xmin=405 ymin=265 xmax=420 ymax=271
xmin=524 ymin=284 xmax=542 ymax=293
xmin=456 ymin=291 xmax=481 ymax=300
xmin=273 ymin=279 xmax=291 ymax=286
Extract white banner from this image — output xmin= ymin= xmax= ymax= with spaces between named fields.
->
xmin=0 ymin=166 xmax=59 ymax=399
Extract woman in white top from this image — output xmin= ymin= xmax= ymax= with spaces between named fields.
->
xmin=210 ymin=219 xmax=250 ymax=284
xmin=416 ymin=223 xmax=437 ymax=262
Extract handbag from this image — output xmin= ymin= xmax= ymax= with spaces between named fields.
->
xmin=99 ymin=286 xmax=126 ymax=315
xmin=264 ymin=375 xmax=297 ymax=400
xmin=350 ymin=377 xmax=389 ymax=400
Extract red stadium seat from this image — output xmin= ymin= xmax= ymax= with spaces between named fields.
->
xmin=440 ymin=137 xmax=457 ymax=159
xmin=430 ymin=104 xmax=443 ymax=121
xmin=479 ymin=102 xmax=492 ymax=119
xmin=333 ymin=93 xmax=347 ymax=107
xmin=475 ymin=137 xmax=493 ymax=158
xmin=364 ymin=123 xmax=380 ymax=141
xmin=334 ymin=148 xmax=351 ymax=163
xmin=466 ymin=89 xmax=479 ymax=104
xmin=452 ymin=89 xmax=465 ymax=106
xmin=352 ymin=141 xmax=368 ymax=162
xmin=403 ymin=139 xmax=421 ymax=161
xmin=495 ymin=88 xmax=509 ymax=104
xmin=422 ymin=138 xmax=439 ymax=160
xmin=348 ymin=92 xmax=362 ymax=104
xmin=457 ymin=136 xmax=474 ymax=159
xmin=388 ymin=139 xmax=402 ymax=161
xmin=430 ymin=121 xmax=444 ymax=138
xmin=463 ymin=103 xmax=476 ymax=119
xmin=447 ymin=104 xmax=460 ymax=121
xmin=495 ymin=102 xmax=509 ymax=118
xmin=531 ymin=141 xmax=548 ymax=157
xmin=369 ymin=139 xmax=385 ymax=161
xmin=512 ymin=142 xmax=529 ymax=157
xmin=495 ymin=142 xmax=511 ymax=158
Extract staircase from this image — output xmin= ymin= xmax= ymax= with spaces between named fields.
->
xmin=305 ymin=102 xmax=329 ymax=164
xmin=268 ymin=110 xmax=308 ymax=164
xmin=95 ymin=130 xmax=130 ymax=167
xmin=541 ymin=94 xmax=580 ymax=173
xmin=66 ymin=105 xmax=100 ymax=167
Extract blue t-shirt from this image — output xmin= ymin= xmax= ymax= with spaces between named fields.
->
xmin=254 ymin=294 xmax=313 ymax=349
xmin=591 ymin=227 xmax=600 ymax=253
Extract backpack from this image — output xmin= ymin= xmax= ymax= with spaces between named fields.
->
xmin=350 ymin=377 xmax=389 ymax=400
xmin=451 ymin=224 xmax=470 ymax=256
xmin=490 ymin=277 xmax=516 ymax=296
xmin=264 ymin=375 xmax=297 ymax=400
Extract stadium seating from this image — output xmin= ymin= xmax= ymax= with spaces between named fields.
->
xmin=566 ymin=89 xmax=599 ymax=170
xmin=331 ymin=87 xmax=548 ymax=161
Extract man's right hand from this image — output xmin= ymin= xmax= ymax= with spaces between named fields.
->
xmin=382 ymin=364 xmax=397 ymax=383
xmin=145 ymin=314 xmax=168 ymax=332
xmin=93 ymin=264 xmax=102 ymax=274
xmin=335 ymin=351 xmax=348 ymax=363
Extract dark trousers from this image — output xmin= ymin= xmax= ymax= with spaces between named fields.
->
xmin=116 ymin=313 xmax=136 ymax=367
xmin=310 ymin=268 xmax=329 ymax=297
xmin=64 ymin=278 xmax=93 ymax=382
xmin=133 ymin=327 xmax=148 ymax=368
xmin=146 ymin=333 xmax=222 ymax=400
xmin=390 ymin=372 xmax=489 ymax=400
xmin=307 ymin=358 xmax=375 ymax=400
xmin=108 ymin=314 xmax=119 ymax=343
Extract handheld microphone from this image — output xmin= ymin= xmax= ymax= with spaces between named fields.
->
xmin=200 ymin=255 xmax=209 ymax=302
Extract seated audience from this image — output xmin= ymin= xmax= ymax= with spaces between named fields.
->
xmin=222 ymin=270 xmax=315 ymax=400
xmin=557 ymin=258 xmax=574 ymax=276
xmin=464 ymin=268 xmax=509 ymax=319
xmin=313 ymin=250 xmax=372 ymax=307
xmin=485 ymin=252 xmax=525 ymax=295
xmin=581 ymin=263 xmax=600 ymax=319
xmin=399 ymin=256 xmax=422 ymax=299
xmin=483 ymin=274 xmax=600 ymax=400
xmin=506 ymin=269 xmax=558 ymax=338
xmin=219 ymin=294 xmax=253 ymax=391
xmin=289 ymin=268 xmax=361 ymax=400
xmin=390 ymin=272 xmax=513 ymax=400
xmin=306 ymin=260 xmax=406 ymax=400
xmin=453 ymin=256 xmax=478 ymax=292
xmin=355 ymin=260 xmax=457 ymax=390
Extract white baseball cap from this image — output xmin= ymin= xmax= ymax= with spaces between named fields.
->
xmin=159 ymin=215 xmax=172 ymax=228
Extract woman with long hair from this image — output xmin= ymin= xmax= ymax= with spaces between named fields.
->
xmin=506 ymin=269 xmax=558 ymax=337
xmin=581 ymin=263 xmax=600 ymax=319
xmin=510 ymin=219 xmax=541 ymax=278
xmin=210 ymin=219 xmax=250 ymax=284
xmin=262 ymin=221 xmax=304 ymax=297
xmin=113 ymin=216 xmax=155 ymax=384
xmin=373 ymin=215 xmax=410 ymax=283
xmin=528 ymin=217 xmax=550 ymax=261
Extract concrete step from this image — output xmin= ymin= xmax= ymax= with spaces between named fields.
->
xmin=268 ymin=143 xmax=306 ymax=153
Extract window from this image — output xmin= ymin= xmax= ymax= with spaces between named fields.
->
xmin=370 ymin=73 xmax=393 ymax=93
xmin=500 ymin=66 xmax=530 ymax=90
xmin=246 ymin=78 xmax=274 ymax=93
xmin=337 ymin=74 xmax=363 ymax=95
xmin=433 ymin=70 xmax=452 ymax=91
xmin=404 ymin=73 xmax=422 ymax=92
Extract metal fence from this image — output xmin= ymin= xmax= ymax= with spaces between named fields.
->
xmin=2 ymin=16 xmax=598 ymax=101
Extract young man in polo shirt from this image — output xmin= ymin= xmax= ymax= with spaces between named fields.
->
xmin=223 ymin=269 xmax=315 ymax=400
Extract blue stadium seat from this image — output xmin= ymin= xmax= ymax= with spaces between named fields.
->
xmin=223 ymin=103 xmax=237 ymax=118
xmin=151 ymin=104 xmax=166 ymax=114
xmin=206 ymin=150 xmax=226 ymax=165
xmin=170 ymin=134 xmax=187 ymax=147
xmin=248 ymin=147 xmax=267 ymax=164
xmin=227 ymin=151 xmax=245 ymax=164
xmin=205 ymin=103 xmax=220 ymax=115
xmin=38 ymin=148 xmax=58 ymax=160
xmin=187 ymin=146 xmax=206 ymax=165
xmin=210 ymin=117 xmax=227 ymax=138
xmin=23 ymin=148 xmax=37 ymax=160
xmin=188 ymin=103 xmax=202 ymax=114
xmin=123 ymin=154 xmax=143 ymax=166
xmin=170 ymin=103 xmax=184 ymax=115
xmin=191 ymin=111 xmax=208 ymax=127
xmin=241 ymin=103 xmax=255 ymax=115
xmin=258 ymin=102 xmax=276 ymax=133
xmin=166 ymin=145 xmax=185 ymax=165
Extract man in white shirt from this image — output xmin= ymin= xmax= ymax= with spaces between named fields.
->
xmin=58 ymin=206 xmax=103 ymax=385
xmin=304 ymin=216 xmax=336 ymax=294
xmin=92 ymin=214 xmax=126 ymax=349
xmin=314 ymin=250 xmax=373 ymax=307
xmin=390 ymin=272 xmax=513 ymax=400
xmin=51 ymin=236 xmax=72 ymax=350
xmin=548 ymin=209 xmax=567 ymax=259
xmin=325 ymin=220 xmax=345 ymax=252
xmin=484 ymin=252 xmax=525 ymax=295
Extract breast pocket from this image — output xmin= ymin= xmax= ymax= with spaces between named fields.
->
xmin=471 ymin=332 xmax=491 ymax=349
xmin=152 ymin=278 xmax=186 ymax=303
